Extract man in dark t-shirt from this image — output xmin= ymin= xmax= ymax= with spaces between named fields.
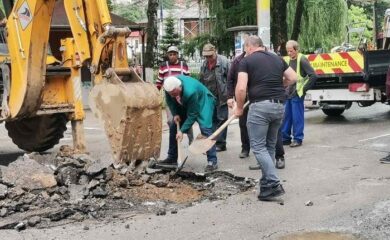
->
xmin=234 ymin=35 xmax=297 ymax=201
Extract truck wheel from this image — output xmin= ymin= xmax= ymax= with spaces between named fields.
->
xmin=5 ymin=114 xmax=68 ymax=152
xmin=322 ymin=108 xmax=345 ymax=117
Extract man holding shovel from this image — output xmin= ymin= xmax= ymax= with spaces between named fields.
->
xmin=234 ymin=36 xmax=297 ymax=201
xmin=160 ymin=75 xmax=218 ymax=172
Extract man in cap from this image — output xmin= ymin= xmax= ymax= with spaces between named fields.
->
xmin=156 ymin=45 xmax=189 ymax=90
xmin=162 ymin=75 xmax=218 ymax=172
xmin=199 ymin=43 xmax=230 ymax=152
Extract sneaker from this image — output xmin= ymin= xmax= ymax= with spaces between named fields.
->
xmin=283 ymin=140 xmax=291 ymax=146
xmin=380 ymin=154 xmax=390 ymax=164
xmin=275 ymin=157 xmax=285 ymax=169
xmin=258 ymin=184 xmax=285 ymax=201
xmin=204 ymin=163 xmax=218 ymax=172
xmin=157 ymin=157 xmax=177 ymax=165
xmin=216 ymin=145 xmax=227 ymax=152
xmin=239 ymin=149 xmax=249 ymax=158
xmin=290 ymin=141 xmax=302 ymax=148
xmin=248 ymin=164 xmax=261 ymax=170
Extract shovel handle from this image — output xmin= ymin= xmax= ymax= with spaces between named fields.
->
xmin=209 ymin=101 xmax=249 ymax=139
xmin=176 ymin=122 xmax=183 ymax=164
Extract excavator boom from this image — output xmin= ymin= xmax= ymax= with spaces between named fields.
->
xmin=2 ymin=0 xmax=162 ymax=166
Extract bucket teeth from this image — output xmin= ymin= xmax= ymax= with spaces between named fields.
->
xmin=89 ymin=81 xmax=162 ymax=165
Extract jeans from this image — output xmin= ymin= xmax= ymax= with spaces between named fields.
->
xmin=167 ymin=121 xmax=217 ymax=165
xmin=166 ymin=108 xmax=194 ymax=144
xmin=281 ymin=96 xmax=304 ymax=143
xmin=213 ymin=104 xmax=228 ymax=148
xmin=239 ymin=105 xmax=250 ymax=152
xmin=247 ymin=100 xmax=284 ymax=188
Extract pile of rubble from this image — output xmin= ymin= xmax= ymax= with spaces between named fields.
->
xmin=0 ymin=146 xmax=255 ymax=230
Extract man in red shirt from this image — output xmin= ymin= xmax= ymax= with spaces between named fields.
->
xmin=156 ymin=46 xmax=189 ymax=90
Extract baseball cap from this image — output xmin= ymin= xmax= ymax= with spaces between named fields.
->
xmin=167 ymin=46 xmax=179 ymax=53
xmin=163 ymin=76 xmax=182 ymax=92
xmin=202 ymin=43 xmax=215 ymax=56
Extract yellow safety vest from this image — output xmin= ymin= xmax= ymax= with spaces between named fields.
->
xmin=286 ymin=53 xmax=309 ymax=97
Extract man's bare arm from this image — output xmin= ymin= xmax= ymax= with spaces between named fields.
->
xmin=283 ymin=67 xmax=298 ymax=87
xmin=235 ymin=72 xmax=248 ymax=110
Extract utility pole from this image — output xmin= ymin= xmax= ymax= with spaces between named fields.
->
xmin=257 ymin=0 xmax=271 ymax=49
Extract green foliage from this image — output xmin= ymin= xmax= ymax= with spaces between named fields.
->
xmin=158 ymin=16 xmax=183 ymax=61
xmin=347 ymin=5 xmax=374 ymax=45
xmin=200 ymin=0 xmax=256 ymax=55
xmin=376 ymin=0 xmax=390 ymax=30
xmin=287 ymin=0 xmax=348 ymax=52
xmin=190 ymin=72 xmax=201 ymax=80
xmin=182 ymin=33 xmax=218 ymax=58
xmin=107 ymin=0 xmax=113 ymax=11
xmin=112 ymin=3 xmax=146 ymax=22
xmin=162 ymin=0 xmax=176 ymax=10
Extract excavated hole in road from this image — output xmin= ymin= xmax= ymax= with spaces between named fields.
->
xmin=0 ymin=146 xmax=255 ymax=231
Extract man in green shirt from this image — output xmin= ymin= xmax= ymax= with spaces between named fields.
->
xmin=159 ymin=75 xmax=218 ymax=172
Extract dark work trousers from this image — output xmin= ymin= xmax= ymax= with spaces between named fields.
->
xmin=275 ymin=128 xmax=284 ymax=159
xmin=239 ymin=105 xmax=250 ymax=152
xmin=213 ymin=104 xmax=229 ymax=148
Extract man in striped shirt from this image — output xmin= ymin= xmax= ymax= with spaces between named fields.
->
xmin=156 ymin=46 xmax=189 ymax=90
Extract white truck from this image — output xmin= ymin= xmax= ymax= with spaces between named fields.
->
xmin=305 ymin=9 xmax=390 ymax=116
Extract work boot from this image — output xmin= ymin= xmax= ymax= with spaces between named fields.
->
xmin=290 ymin=141 xmax=302 ymax=148
xmin=258 ymin=184 xmax=285 ymax=201
xmin=157 ymin=157 xmax=177 ymax=165
xmin=379 ymin=154 xmax=390 ymax=164
xmin=239 ymin=149 xmax=249 ymax=158
xmin=216 ymin=145 xmax=227 ymax=152
xmin=204 ymin=162 xmax=218 ymax=172
xmin=275 ymin=157 xmax=285 ymax=169
xmin=249 ymin=164 xmax=261 ymax=170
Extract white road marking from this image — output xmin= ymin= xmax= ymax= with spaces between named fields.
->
xmin=359 ymin=133 xmax=390 ymax=142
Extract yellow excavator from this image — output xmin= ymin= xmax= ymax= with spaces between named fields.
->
xmin=0 ymin=0 xmax=162 ymax=168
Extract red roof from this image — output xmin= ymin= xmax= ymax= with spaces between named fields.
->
xmin=129 ymin=31 xmax=140 ymax=37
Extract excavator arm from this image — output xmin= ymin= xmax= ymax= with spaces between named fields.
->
xmin=2 ymin=0 xmax=162 ymax=167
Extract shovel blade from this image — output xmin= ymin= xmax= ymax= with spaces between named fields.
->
xmin=188 ymin=134 xmax=216 ymax=155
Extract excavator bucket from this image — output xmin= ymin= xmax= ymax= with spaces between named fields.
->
xmin=89 ymin=68 xmax=162 ymax=168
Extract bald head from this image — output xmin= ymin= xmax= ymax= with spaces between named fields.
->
xmin=244 ymin=36 xmax=264 ymax=54
xmin=245 ymin=35 xmax=264 ymax=48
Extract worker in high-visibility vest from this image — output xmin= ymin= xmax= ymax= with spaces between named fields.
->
xmin=281 ymin=40 xmax=317 ymax=147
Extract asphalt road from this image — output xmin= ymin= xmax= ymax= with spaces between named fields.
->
xmin=1 ymin=103 xmax=390 ymax=239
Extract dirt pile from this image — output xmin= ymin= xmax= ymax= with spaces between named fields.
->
xmin=0 ymin=146 xmax=255 ymax=230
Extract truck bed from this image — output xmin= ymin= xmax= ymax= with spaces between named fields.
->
xmin=308 ymin=50 xmax=390 ymax=89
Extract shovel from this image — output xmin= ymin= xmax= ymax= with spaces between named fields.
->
xmin=189 ymin=101 xmax=249 ymax=155
xmin=176 ymin=121 xmax=185 ymax=168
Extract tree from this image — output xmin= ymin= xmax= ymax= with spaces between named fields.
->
xmin=162 ymin=0 xmax=175 ymax=9
xmin=200 ymin=0 xmax=349 ymax=54
xmin=145 ymin=0 xmax=159 ymax=68
xmin=112 ymin=3 xmax=145 ymax=23
xmin=158 ymin=16 xmax=182 ymax=61
xmin=347 ymin=5 xmax=374 ymax=45
xmin=290 ymin=0 xmax=304 ymax=41
xmin=286 ymin=0 xmax=348 ymax=53
xmin=271 ymin=0 xmax=288 ymax=55
xmin=107 ymin=0 xmax=113 ymax=11
xmin=190 ymin=0 xmax=256 ymax=55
